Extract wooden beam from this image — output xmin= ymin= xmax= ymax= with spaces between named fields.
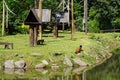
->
xmin=53 ymin=23 xmax=58 ymax=38
xmin=29 ymin=26 xmax=34 ymax=46
xmin=34 ymin=26 xmax=37 ymax=46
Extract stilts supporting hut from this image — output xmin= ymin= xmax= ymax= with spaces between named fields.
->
xmin=24 ymin=8 xmax=40 ymax=46
xmin=24 ymin=8 xmax=51 ymax=46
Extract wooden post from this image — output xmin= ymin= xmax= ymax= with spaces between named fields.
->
xmin=84 ymin=0 xmax=88 ymax=34
xmin=71 ymin=0 xmax=75 ymax=40
xmin=68 ymin=0 xmax=70 ymax=27
xmin=29 ymin=26 xmax=34 ymax=46
xmin=53 ymin=23 xmax=58 ymax=38
xmin=2 ymin=0 xmax=5 ymax=36
xmin=62 ymin=0 xmax=65 ymax=32
xmin=34 ymin=0 xmax=37 ymax=8
xmin=6 ymin=8 xmax=8 ymax=29
xmin=34 ymin=26 xmax=37 ymax=46
xmin=38 ymin=0 xmax=42 ymax=40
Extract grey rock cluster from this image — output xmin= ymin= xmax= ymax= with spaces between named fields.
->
xmin=4 ymin=60 xmax=26 ymax=69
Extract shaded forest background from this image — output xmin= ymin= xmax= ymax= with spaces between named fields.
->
xmin=0 ymin=0 xmax=120 ymax=35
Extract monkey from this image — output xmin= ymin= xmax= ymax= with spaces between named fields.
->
xmin=75 ymin=45 xmax=83 ymax=54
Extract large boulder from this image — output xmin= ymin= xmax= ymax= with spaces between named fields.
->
xmin=4 ymin=60 xmax=14 ymax=69
xmin=15 ymin=60 xmax=26 ymax=69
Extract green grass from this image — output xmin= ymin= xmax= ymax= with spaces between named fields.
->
xmin=0 ymin=31 xmax=120 ymax=68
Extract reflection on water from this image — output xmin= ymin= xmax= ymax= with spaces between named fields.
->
xmin=0 ymin=49 xmax=119 ymax=80
xmin=86 ymin=48 xmax=120 ymax=80
xmin=0 ymin=67 xmax=87 ymax=80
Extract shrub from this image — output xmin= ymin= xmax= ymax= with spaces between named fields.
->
xmin=88 ymin=20 xmax=100 ymax=33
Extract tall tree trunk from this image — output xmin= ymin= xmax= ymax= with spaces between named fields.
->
xmin=71 ymin=0 xmax=75 ymax=40
xmin=2 ymin=0 xmax=5 ymax=36
xmin=84 ymin=0 xmax=88 ymax=34
xmin=38 ymin=0 xmax=42 ymax=40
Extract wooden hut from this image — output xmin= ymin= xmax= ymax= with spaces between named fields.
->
xmin=24 ymin=8 xmax=51 ymax=46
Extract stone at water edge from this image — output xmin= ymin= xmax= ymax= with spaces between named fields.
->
xmin=35 ymin=63 xmax=46 ymax=69
xmin=14 ymin=60 xmax=26 ymax=69
xmin=42 ymin=60 xmax=49 ymax=65
xmin=4 ymin=60 xmax=14 ymax=69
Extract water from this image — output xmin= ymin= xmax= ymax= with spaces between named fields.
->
xmin=86 ymin=48 xmax=120 ymax=80
xmin=0 ymin=48 xmax=119 ymax=80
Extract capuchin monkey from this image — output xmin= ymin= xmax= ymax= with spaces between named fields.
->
xmin=75 ymin=45 xmax=83 ymax=54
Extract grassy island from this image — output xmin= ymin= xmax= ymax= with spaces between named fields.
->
xmin=0 ymin=31 xmax=120 ymax=68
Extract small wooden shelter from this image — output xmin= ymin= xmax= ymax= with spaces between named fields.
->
xmin=24 ymin=8 xmax=51 ymax=46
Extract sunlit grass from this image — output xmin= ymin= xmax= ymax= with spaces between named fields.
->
xmin=0 ymin=31 xmax=120 ymax=67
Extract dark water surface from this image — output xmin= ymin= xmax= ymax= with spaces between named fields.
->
xmin=86 ymin=48 xmax=120 ymax=80
xmin=0 ymin=48 xmax=120 ymax=80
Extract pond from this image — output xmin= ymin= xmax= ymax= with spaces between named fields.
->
xmin=0 ymin=48 xmax=120 ymax=80
xmin=86 ymin=48 xmax=120 ymax=80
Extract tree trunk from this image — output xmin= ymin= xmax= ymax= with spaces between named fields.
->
xmin=84 ymin=0 xmax=88 ymax=34
xmin=71 ymin=0 xmax=75 ymax=40
xmin=38 ymin=0 xmax=42 ymax=40
xmin=2 ymin=0 xmax=5 ymax=36
xmin=29 ymin=26 xmax=34 ymax=46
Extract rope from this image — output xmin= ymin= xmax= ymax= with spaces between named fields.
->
xmin=57 ymin=0 xmax=68 ymax=10
xmin=3 ymin=0 xmax=16 ymax=15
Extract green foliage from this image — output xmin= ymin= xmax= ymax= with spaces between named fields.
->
xmin=112 ymin=18 xmax=120 ymax=29
xmin=0 ymin=0 xmax=120 ymax=34
xmin=21 ymin=23 xmax=29 ymax=34
xmin=88 ymin=20 xmax=100 ymax=32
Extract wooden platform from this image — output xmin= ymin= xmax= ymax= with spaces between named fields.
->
xmin=0 ymin=42 xmax=13 ymax=49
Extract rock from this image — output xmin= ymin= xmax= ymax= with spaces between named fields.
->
xmin=14 ymin=53 xmax=19 ymax=57
xmin=63 ymin=57 xmax=73 ymax=67
xmin=73 ymin=58 xmax=88 ymax=66
xmin=0 ymin=66 xmax=2 ymax=69
xmin=53 ymin=53 xmax=62 ymax=56
xmin=42 ymin=60 xmax=49 ymax=65
xmin=5 ymin=60 xmax=14 ymax=69
xmin=15 ymin=60 xmax=26 ymax=69
xmin=35 ymin=63 xmax=46 ymax=69
xmin=14 ymin=54 xmax=24 ymax=58
xmin=31 ymin=53 xmax=43 ymax=57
